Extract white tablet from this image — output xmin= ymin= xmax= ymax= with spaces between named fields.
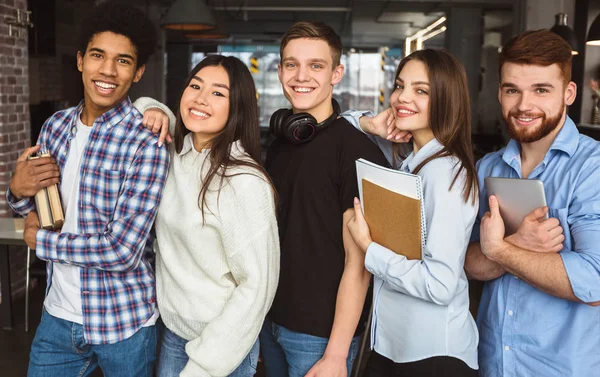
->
xmin=484 ymin=177 xmax=547 ymax=235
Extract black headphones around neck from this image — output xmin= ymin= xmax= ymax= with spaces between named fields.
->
xmin=269 ymin=99 xmax=341 ymax=145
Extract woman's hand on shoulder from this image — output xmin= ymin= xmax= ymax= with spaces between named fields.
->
xmin=142 ymin=108 xmax=172 ymax=147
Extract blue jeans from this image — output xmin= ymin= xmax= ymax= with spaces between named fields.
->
xmin=28 ymin=309 xmax=156 ymax=377
xmin=157 ymin=326 xmax=260 ymax=377
xmin=259 ymin=318 xmax=361 ymax=377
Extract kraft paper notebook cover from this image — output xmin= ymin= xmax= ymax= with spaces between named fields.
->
xmin=356 ymin=158 xmax=426 ymax=260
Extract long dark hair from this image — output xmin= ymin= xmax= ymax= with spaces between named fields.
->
xmin=174 ymin=55 xmax=275 ymax=215
xmin=394 ymin=49 xmax=478 ymax=203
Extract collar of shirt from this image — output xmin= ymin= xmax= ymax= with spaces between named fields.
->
xmin=501 ymin=116 xmax=579 ymax=174
xmin=76 ymin=97 xmax=134 ymax=130
xmin=179 ymin=133 xmax=246 ymax=158
xmin=400 ymin=138 xmax=444 ymax=173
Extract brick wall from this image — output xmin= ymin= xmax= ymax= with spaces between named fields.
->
xmin=0 ymin=0 xmax=31 ymax=218
xmin=0 ymin=0 xmax=31 ymax=304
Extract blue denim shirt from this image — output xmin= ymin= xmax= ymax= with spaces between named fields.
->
xmin=471 ymin=116 xmax=600 ymax=377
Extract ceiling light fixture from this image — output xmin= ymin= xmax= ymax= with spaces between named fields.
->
xmin=405 ymin=16 xmax=447 ymax=56
xmin=162 ymin=0 xmax=216 ymax=31
xmin=587 ymin=14 xmax=600 ymax=46
xmin=550 ymin=13 xmax=579 ymax=55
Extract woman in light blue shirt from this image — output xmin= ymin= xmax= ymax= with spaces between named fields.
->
xmin=343 ymin=49 xmax=479 ymax=376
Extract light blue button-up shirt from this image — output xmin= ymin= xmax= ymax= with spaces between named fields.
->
xmin=472 ymin=116 xmax=600 ymax=377
xmin=341 ymin=111 xmax=479 ymax=369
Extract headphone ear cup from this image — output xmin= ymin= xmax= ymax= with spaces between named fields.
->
xmin=270 ymin=108 xmax=292 ymax=137
xmin=284 ymin=113 xmax=318 ymax=143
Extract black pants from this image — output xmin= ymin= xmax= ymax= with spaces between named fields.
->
xmin=363 ymin=351 xmax=478 ymax=377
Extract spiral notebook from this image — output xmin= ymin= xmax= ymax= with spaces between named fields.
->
xmin=356 ymin=158 xmax=427 ymax=260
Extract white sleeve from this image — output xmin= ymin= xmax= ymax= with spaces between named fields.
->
xmin=132 ymin=96 xmax=176 ymax=136
xmin=339 ymin=109 xmax=395 ymax=167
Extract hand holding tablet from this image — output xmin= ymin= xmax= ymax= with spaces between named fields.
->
xmin=484 ymin=177 xmax=548 ymax=236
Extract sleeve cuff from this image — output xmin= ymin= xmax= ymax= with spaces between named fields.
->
xmin=6 ymin=187 xmax=34 ymax=215
xmin=364 ymin=242 xmax=406 ymax=279
xmin=132 ymin=97 xmax=177 ymax=135
xmin=560 ymin=250 xmax=600 ymax=302
xmin=339 ymin=109 xmax=374 ymax=134
xmin=35 ymin=229 xmax=59 ymax=261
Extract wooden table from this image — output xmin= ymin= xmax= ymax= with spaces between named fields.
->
xmin=0 ymin=218 xmax=25 ymax=330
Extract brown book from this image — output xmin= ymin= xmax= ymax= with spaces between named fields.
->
xmin=362 ymin=178 xmax=423 ymax=260
xmin=46 ymin=183 xmax=64 ymax=229
xmin=33 ymin=184 xmax=53 ymax=230
xmin=28 ymin=152 xmax=64 ymax=230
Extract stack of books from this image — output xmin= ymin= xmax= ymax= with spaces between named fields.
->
xmin=28 ymin=152 xmax=64 ymax=230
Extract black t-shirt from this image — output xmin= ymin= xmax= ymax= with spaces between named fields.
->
xmin=265 ymin=116 xmax=390 ymax=338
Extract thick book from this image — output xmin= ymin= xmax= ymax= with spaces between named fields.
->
xmin=356 ymin=158 xmax=426 ymax=260
xmin=28 ymin=152 xmax=64 ymax=230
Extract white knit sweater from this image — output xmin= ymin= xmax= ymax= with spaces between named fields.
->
xmin=155 ymin=134 xmax=279 ymax=377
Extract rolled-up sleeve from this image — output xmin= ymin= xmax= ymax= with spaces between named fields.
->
xmin=560 ymin=165 xmax=600 ymax=302
xmin=340 ymin=109 xmax=395 ymax=167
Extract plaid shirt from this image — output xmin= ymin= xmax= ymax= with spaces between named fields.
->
xmin=7 ymin=98 xmax=169 ymax=344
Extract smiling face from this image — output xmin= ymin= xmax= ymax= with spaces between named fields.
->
xmin=179 ymin=65 xmax=230 ymax=150
xmin=499 ymin=62 xmax=576 ymax=143
xmin=389 ymin=60 xmax=432 ymax=138
xmin=278 ymin=38 xmax=344 ymax=122
xmin=77 ymin=31 xmax=145 ymax=123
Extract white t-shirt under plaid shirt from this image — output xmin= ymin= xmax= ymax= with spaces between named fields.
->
xmin=7 ymin=98 xmax=169 ymax=344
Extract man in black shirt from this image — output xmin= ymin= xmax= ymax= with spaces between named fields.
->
xmin=260 ymin=21 xmax=389 ymax=377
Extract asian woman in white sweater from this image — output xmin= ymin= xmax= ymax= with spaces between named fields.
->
xmin=153 ymin=55 xmax=280 ymax=377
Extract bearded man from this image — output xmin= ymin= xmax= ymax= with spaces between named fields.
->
xmin=465 ymin=29 xmax=600 ymax=377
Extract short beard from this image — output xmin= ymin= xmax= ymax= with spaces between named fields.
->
xmin=504 ymin=105 xmax=564 ymax=143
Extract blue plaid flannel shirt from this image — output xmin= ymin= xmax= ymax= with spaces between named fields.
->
xmin=7 ymin=97 xmax=169 ymax=344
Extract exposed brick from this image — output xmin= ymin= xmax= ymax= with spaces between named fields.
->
xmin=0 ymin=7 xmax=29 ymax=316
xmin=0 ymin=36 xmax=15 ymax=46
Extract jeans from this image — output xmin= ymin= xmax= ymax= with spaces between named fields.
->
xmin=259 ymin=318 xmax=361 ymax=377
xmin=157 ymin=326 xmax=260 ymax=377
xmin=28 ymin=309 xmax=156 ymax=377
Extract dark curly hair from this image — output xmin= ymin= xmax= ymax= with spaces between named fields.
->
xmin=77 ymin=1 xmax=157 ymax=67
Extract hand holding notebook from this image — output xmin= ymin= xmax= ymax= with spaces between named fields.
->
xmin=355 ymin=159 xmax=427 ymax=260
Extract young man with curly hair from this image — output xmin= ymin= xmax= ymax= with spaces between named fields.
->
xmin=6 ymin=3 xmax=170 ymax=376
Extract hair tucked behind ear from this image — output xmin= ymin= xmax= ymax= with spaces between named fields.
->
xmin=394 ymin=49 xmax=478 ymax=204
xmin=174 ymin=55 xmax=277 ymax=217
